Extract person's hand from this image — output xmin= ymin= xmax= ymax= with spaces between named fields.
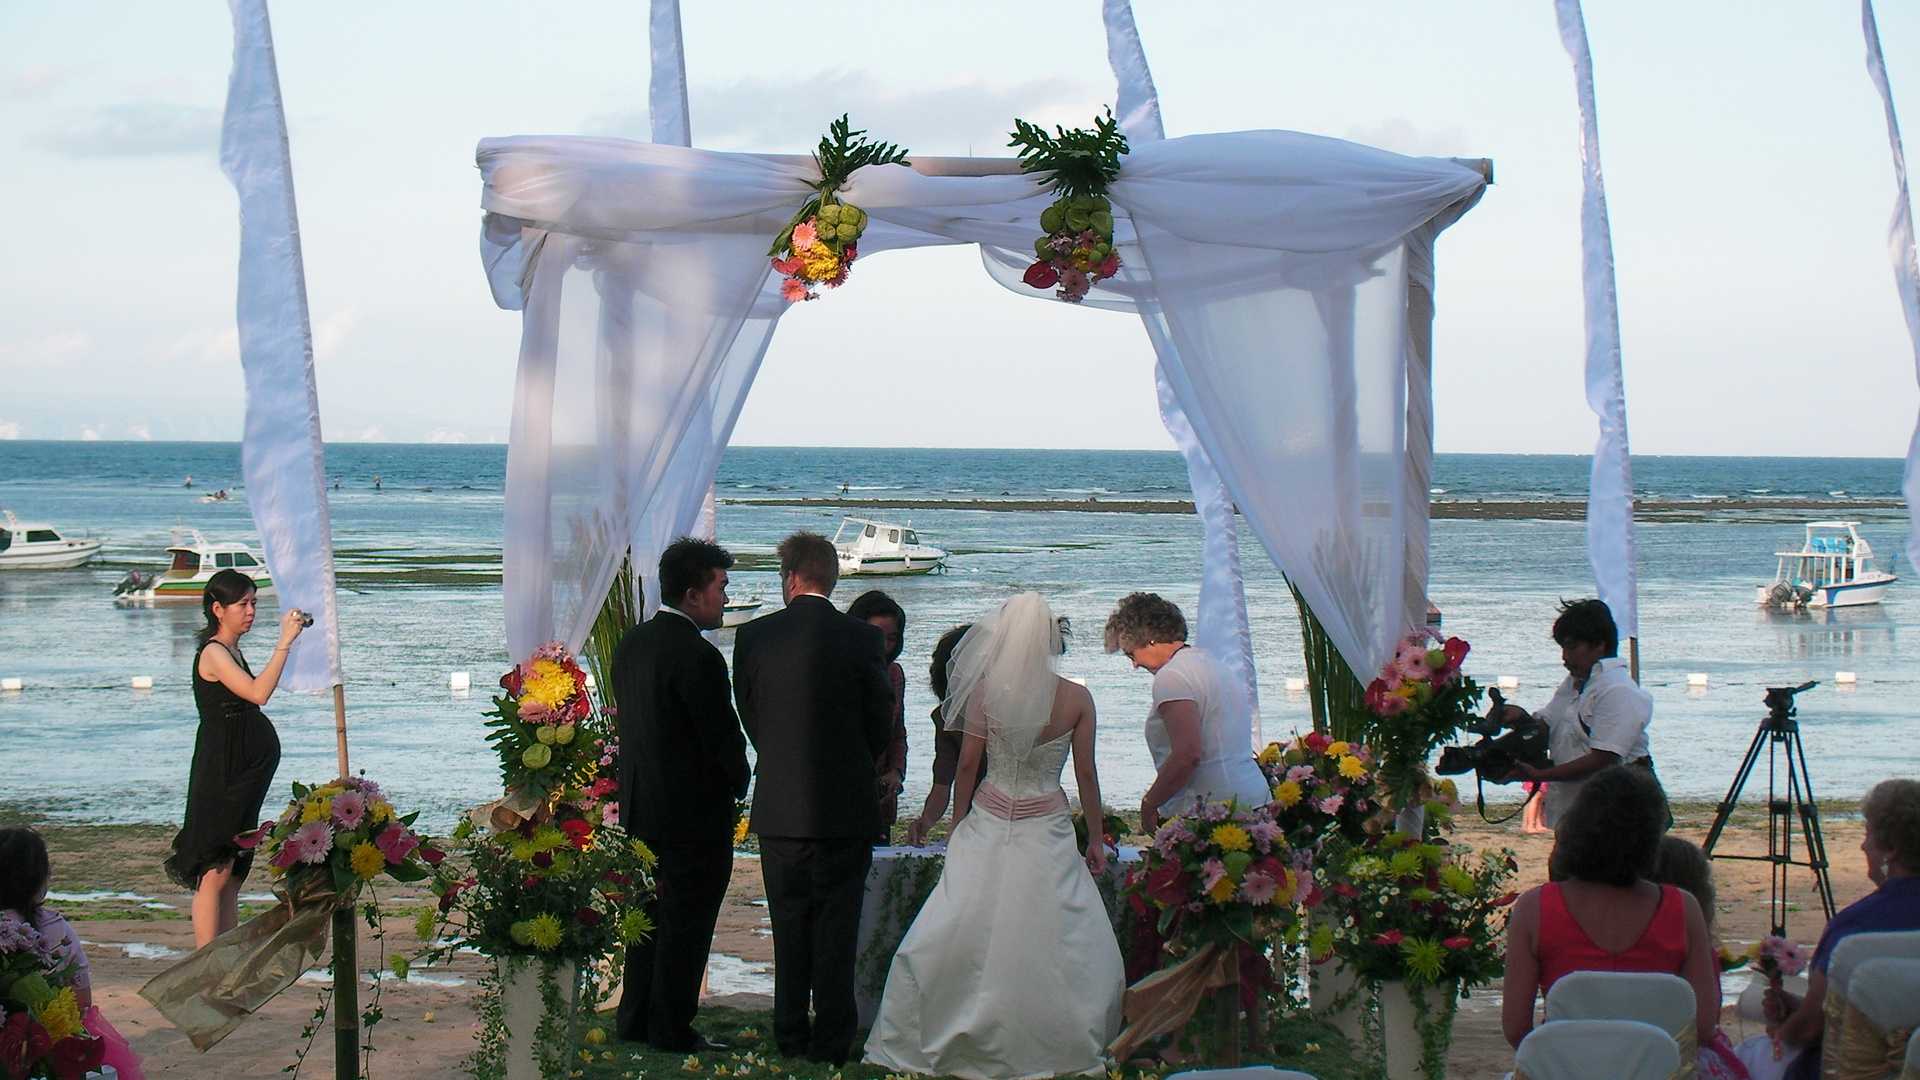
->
xmin=1507 ymin=762 xmax=1543 ymax=784
xmin=1086 ymin=842 xmax=1108 ymax=875
xmin=1497 ymin=704 xmax=1529 ymax=725
xmin=1762 ymin=985 xmax=1801 ymax=1027
xmin=278 ymin=608 xmax=308 ymax=646
xmin=1139 ymin=801 xmax=1160 ymax=836
xmin=879 ymin=771 xmax=904 ymax=799
xmin=906 ymin=814 xmax=936 ymax=847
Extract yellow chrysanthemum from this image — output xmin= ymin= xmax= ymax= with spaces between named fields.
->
xmin=521 ymin=659 xmax=576 ymax=710
xmin=733 ymin=817 xmax=750 ymax=846
xmin=1337 ymin=755 xmax=1366 ymax=779
xmin=1210 ymin=823 xmax=1251 ymax=852
xmin=525 ymin=912 xmax=564 ymax=950
xmin=301 ymin=797 xmax=334 ymax=823
xmin=350 ymin=841 xmax=386 ymax=878
xmin=1439 ymin=865 xmax=1478 ymax=896
xmin=34 ymin=987 xmax=82 ymax=1041
xmin=800 ymin=251 xmax=842 ymax=282
xmin=1388 ymin=850 xmax=1424 ymax=878
xmin=532 ymin=825 xmax=567 ymax=851
xmin=313 ymin=782 xmax=345 ymax=798
xmin=1326 ymin=740 xmax=1350 ymax=757
xmin=1205 ymin=874 xmax=1237 ymax=904
xmin=369 ymin=800 xmax=393 ymax=824
xmin=1273 ymin=781 xmax=1303 ymax=808
xmin=632 ymin=839 xmax=658 ymax=869
xmin=1256 ymin=744 xmax=1282 ymax=767
xmin=415 ymin=907 xmax=438 ymax=942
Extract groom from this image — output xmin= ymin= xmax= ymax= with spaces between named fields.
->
xmin=733 ymin=531 xmax=894 ymax=1064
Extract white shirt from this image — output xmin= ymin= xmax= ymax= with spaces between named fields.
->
xmin=1536 ymin=655 xmax=1654 ymax=828
xmin=1146 ymin=646 xmax=1270 ymax=813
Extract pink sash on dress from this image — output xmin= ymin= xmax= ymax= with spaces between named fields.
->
xmin=972 ymin=782 xmax=1068 ymax=820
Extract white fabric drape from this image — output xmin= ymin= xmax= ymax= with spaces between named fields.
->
xmin=648 ymin=0 xmax=690 ymax=148
xmin=1554 ymin=0 xmax=1639 ymax=644
xmin=480 ymin=133 xmax=1485 ymax=673
xmin=1103 ymin=0 xmax=1259 ymax=738
xmin=1860 ymin=0 xmax=1920 ymax=583
xmin=223 ymin=0 xmax=341 ymax=693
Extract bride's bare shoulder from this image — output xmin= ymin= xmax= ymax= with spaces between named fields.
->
xmin=1053 ymin=675 xmax=1095 ymax=710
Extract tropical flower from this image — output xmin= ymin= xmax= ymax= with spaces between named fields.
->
xmin=1238 ymin=871 xmax=1280 ymax=904
xmin=32 ymin=987 xmax=81 ymax=1041
xmin=331 ymin=789 xmax=367 ymax=829
xmin=375 ymin=826 xmax=420 ymax=864
xmin=289 ymin=820 xmax=334 ymax=864
xmin=1273 ymin=781 xmax=1303 ymax=808
xmin=524 ymin=913 xmax=564 ymax=950
xmin=1209 ymin=823 xmax=1251 ymax=852
xmin=350 ymin=842 xmax=387 ymax=878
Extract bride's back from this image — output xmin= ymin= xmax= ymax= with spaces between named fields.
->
xmin=982 ymin=677 xmax=1090 ymax=798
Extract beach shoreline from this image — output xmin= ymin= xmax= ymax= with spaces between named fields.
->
xmin=723 ymin=495 xmax=1908 ymax=521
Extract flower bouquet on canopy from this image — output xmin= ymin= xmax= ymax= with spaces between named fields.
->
xmin=431 ymin=642 xmax=656 ymax=1080
xmin=1 ymin=912 xmax=108 ymax=1080
xmin=1112 ymin=799 xmax=1314 ymax=1065
xmin=1360 ymin=632 xmax=1483 ymax=835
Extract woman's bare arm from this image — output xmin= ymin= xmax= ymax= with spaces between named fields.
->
xmin=1501 ymin=888 xmax=1543 ymax=1047
xmin=198 ymin=609 xmax=304 ymax=706
xmin=1140 ymin=699 xmax=1202 ymax=831
xmin=1677 ymin=892 xmax=1723 ymax=1039
xmin=1067 ymin=682 xmax=1105 ymax=874
xmin=952 ymin=732 xmax=986 ymax=828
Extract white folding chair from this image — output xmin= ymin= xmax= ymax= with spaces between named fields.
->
xmin=1545 ymin=970 xmax=1698 ymax=1073
xmin=1902 ymin=1025 xmax=1919 ymax=1080
xmin=1826 ymin=931 xmax=1920 ymax=1080
xmin=1515 ymin=1019 xmax=1680 ymax=1080
xmin=1836 ymin=957 xmax=1920 ymax=1080
xmin=1165 ymin=1069 xmax=1317 ymax=1080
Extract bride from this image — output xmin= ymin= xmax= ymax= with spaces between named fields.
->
xmin=864 ymin=593 xmax=1124 ymax=1080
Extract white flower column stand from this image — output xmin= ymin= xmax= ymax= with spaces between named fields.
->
xmin=1373 ymin=979 xmax=1457 ymax=1080
xmin=499 ymin=956 xmax=580 ymax=1080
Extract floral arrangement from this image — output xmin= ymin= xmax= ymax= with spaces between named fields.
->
xmin=489 ymin=643 xmax=600 ymax=805
xmin=1008 ymin=110 xmax=1128 ymax=302
xmin=1127 ymin=798 xmax=1313 ymax=951
xmin=1748 ymin=936 xmax=1807 ymax=990
xmin=769 ymin=115 xmax=909 ymax=302
xmin=1258 ymin=732 xmax=1383 ymax=849
xmin=1361 ymin=632 xmax=1483 ymax=815
xmin=1072 ymin=810 xmax=1127 ymax=856
xmin=0 ymin=912 xmax=102 ymax=1080
xmin=1313 ymin=832 xmax=1516 ymax=990
xmin=242 ymin=777 xmax=440 ymax=895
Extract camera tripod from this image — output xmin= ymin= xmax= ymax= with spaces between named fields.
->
xmin=1702 ymin=681 xmax=1836 ymax=937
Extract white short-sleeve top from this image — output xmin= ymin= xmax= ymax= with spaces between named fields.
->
xmin=1146 ymin=646 xmax=1270 ymax=813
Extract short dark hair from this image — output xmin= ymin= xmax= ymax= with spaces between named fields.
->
xmin=778 ymin=531 xmax=839 ymax=592
xmin=0 ymin=828 xmax=51 ymax=927
xmin=929 ymin=624 xmax=972 ymax=702
xmin=847 ymin=590 xmax=907 ymax=661
xmin=1552 ymin=598 xmax=1619 ymax=656
xmin=1862 ymin=778 xmax=1920 ymax=874
xmin=1550 ymin=765 xmax=1669 ymax=887
xmin=658 ymin=538 xmax=733 ymax=607
xmin=1649 ymin=835 xmax=1716 ymax=932
xmin=1103 ymin=592 xmax=1188 ymax=653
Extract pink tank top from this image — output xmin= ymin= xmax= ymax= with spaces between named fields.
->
xmin=1537 ymin=882 xmax=1688 ymax=993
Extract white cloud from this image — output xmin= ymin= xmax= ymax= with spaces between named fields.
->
xmin=590 ymin=71 xmax=1100 ymax=156
xmin=424 ymin=428 xmax=469 ymax=444
xmin=10 ymin=64 xmax=79 ymax=100
xmin=1342 ymin=119 xmax=1470 ymax=159
xmin=79 ymin=427 xmax=101 ymax=441
xmin=312 ymin=309 xmax=363 ymax=358
xmin=127 ymin=424 xmax=152 ymax=441
xmin=33 ymin=102 xmax=220 ymax=158
xmin=166 ymin=326 xmax=240 ymax=366
xmin=0 ymin=421 xmax=20 ymax=440
xmin=354 ymin=426 xmax=385 ymax=442
xmin=0 ymin=331 xmax=91 ymax=368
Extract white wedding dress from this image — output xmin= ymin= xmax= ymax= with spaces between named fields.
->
xmin=864 ymin=725 xmax=1124 ymax=1079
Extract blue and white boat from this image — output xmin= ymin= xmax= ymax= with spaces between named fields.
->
xmin=1757 ymin=522 xmax=1896 ymax=608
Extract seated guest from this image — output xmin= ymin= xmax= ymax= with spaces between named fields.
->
xmin=905 ymin=624 xmax=974 ymax=847
xmin=847 ymin=590 xmax=909 ymax=844
xmin=1501 ymin=765 xmax=1722 ymax=1049
xmin=1649 ymin=835 xmax=1751 ymax=1080
xmin=1763 ymin=778 xmax=1920 ymax=1080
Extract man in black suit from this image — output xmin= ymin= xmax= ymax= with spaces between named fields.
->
xmin=613 ymin=538 xmax=750 ymax=1052
xmin=733 ymin=531 xmax=894 ymax=1064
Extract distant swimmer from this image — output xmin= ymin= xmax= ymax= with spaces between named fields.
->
xmin=184 ymin=475 xmax=193 ymax=488
xmin=333 ymin=477 xmax=341 ymax=489
xmin=373 ymin=475 xmax=382 ymax=491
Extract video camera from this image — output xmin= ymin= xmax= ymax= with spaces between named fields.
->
xmin=1435 ymin=689 xmax=1551 ymax=784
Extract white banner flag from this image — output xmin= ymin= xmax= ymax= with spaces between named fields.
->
xmin=1554 ymin=0 xmax=1639 ymax=643
xmin=223 ymin=0 xmax=341 ymax=692
xmin=1861 ymin=1 xmax=1920 ymax=582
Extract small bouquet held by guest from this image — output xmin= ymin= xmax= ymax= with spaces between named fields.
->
xmin=1748 ymin=935 xmax=1808 ymax=991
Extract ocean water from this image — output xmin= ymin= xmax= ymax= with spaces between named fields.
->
xmin=0 ymin=442 xmax=1912 ymax=831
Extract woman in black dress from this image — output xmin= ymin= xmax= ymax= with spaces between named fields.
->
xmin=165 ymin=569 xmax=306 ymax=946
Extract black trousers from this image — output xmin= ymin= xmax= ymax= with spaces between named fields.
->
xmin=618 ymin=830 xmax=735 ymax=1050
xmin=758 ymin=836 xmax=873 ymax=1063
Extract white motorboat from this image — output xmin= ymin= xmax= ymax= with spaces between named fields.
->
xmin=1757 ymin=521 xmax=1896 ymax=609
xmin=0 ymin=510 xmax=105 ymax=569
xmin=722 ymin=597 xmax=764 ymax=627
xmin=114 ymin=526 xmax=274 ymax=603
xmin=832 ymin=517 xmax=947 ymax=576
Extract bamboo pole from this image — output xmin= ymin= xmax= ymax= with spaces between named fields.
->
xmin=333 ymin=683 xmax=350 ymax=780
xmin=330 ymin=681 xmax=357 ymax=1080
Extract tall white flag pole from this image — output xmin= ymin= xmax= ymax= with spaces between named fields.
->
xmin=1860 ymin=1 xmax=1920 ymax=583
xmin=1553 ymin=0 xmax=1640 ymax=678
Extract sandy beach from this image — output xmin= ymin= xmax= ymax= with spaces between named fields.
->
xmin=18 ymin=797 xmax=1872 ymax=1080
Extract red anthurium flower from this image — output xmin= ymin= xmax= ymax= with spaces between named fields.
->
xmin=1371 ymin=930 xmax=1405 ymax=947
xmin=1022 ymin=262 xmax=1060 ymax=289
xmin=1144 ymin=862 xmax=1191 ymax=907
xmin=1303 ymin=731 xmax=1331 ymax=754
xmin=1491 ymin=891 xmax=1520 ymax=907
xmin=1331 ymin=883 xmax=1360 ymax=899
xmin=522 ymin=875 xmax=541 ymax=889
xmin=419 ymin=846 xmax=446 ymax=867
xmin=1441 ymin=936 xmax=1474 ymax=950
xmin=576 ymin=908 xmax=602 ymax=928
xmin=1443 ymin=637 xmax=1469 ymax=667
xmin=1 ymin=1013 xmax=51 ymax=1080
xmin=50 ymin=1034 xmax=105 ymax=1080
xmin=500 ymin=667 xmax=524 ymax=695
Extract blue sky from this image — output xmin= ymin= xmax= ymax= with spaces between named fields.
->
xmin=1 ymin=1 xmax=1916 ymax=455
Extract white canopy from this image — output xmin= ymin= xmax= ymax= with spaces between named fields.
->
xmin=478 ymin=129 xmax=1487 ymax=678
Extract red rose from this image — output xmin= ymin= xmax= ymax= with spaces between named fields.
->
xmin=1371 ymin=930 xmax=1405 ymax=946
xmin=50 ymin=1034 xmax=104 ymax=1080
xmin=1303 ymin=731 xmax=1331 ymax=754
xmin=420 ymin=846 xmax=445 ymax=867
xmin=1022 ymin=261 xmax=1060 ymax=289
xmin=1441 ymin=936 xmax=1474 ymax=950
xmin=1144 ymin=861 xmax=1191 ymax=907
xmin=576 ymin=908 xmax=602 ymax=928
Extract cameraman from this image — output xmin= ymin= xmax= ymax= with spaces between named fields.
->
xmin=1499 ymin=599 xmax=1654 ymax=831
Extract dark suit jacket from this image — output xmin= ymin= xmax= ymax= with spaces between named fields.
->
xmin=613 ymin=610 xmax=751 ymax=842
xmin=733 ymin=594 xmax=895 ymax=839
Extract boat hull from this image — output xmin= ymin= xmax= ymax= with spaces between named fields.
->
xmin=839 ymin=556 xmax=944 ymax=576
xmin=1811 ymin=577 xmax=1894 ymax=608
xmin=116 ymin=572 xmax=274 ymax=604
xmin=0 ymin=539 xmax=104 ymax=569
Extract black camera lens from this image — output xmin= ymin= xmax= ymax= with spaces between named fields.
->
xmin=299 ymin=612 xmax=315 ymax=628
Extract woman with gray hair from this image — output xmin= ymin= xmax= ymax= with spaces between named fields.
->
xmin=1103 ymin=592 xmax=1267 ymax=832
